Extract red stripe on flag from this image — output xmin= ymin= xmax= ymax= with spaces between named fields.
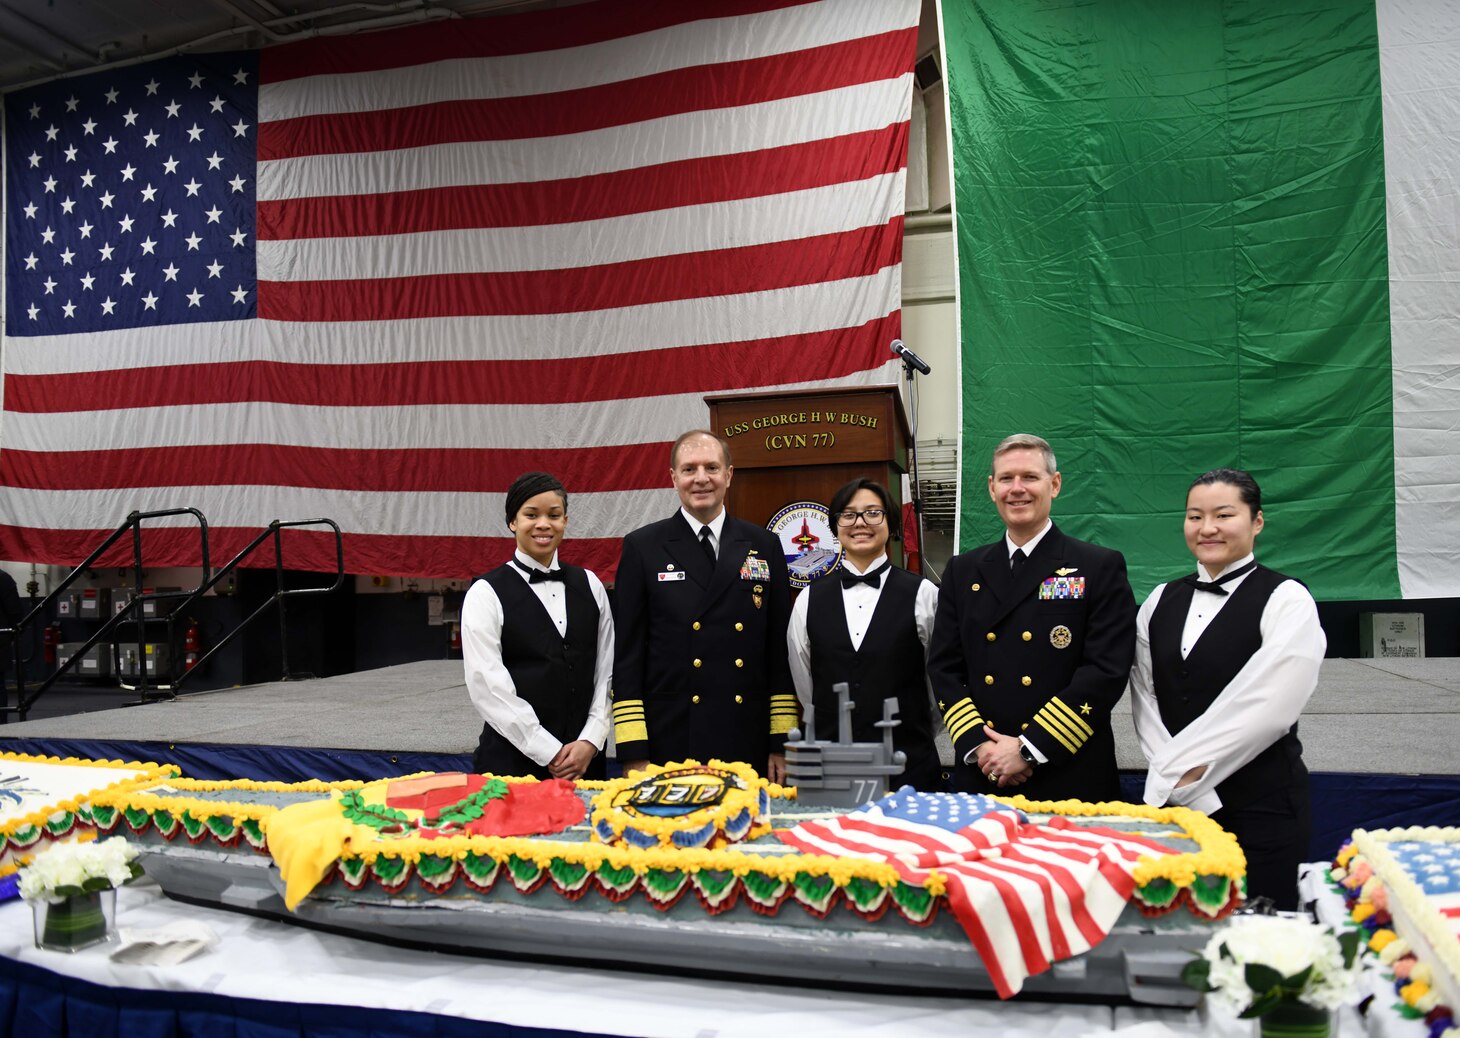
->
xmin=995 ymin=848 xmax=1106 ymax=949
xmin=0 ymin=443 xmax=669 ymax=494
xmin=258 ymin=31 xmax=916 ymax=160
xmin=260 ymin=0 xmax=817 ymax=82
xmin=257 ymin=220 xmax=904 ymax=322
xmin=885 ymin=857 xmax=1016 ymax=998
xmin=3 ymin=317 xmax=896 ymax=413
xmin=0 ymin=525 xmax=627 ymax=581
xmin=257 ymin=126 xmax=910 ymax=239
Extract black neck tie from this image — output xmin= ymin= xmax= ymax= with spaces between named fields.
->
xmin=1184 ymin=558 xmax=1258 ymax=596
xmin=699 ymin=525 xmax=716 ymax=564
xmin=1010 ymin=548 xmax=1027 ymax=574
xmin=841 ymin=561 xmax=891 ymax=589
xmin=514 ymin=560 xmax=564 ymax=584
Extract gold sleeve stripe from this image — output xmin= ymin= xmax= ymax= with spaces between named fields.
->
xmin=1036 ymin=704 xmax=1084 ymax=746
xmin=770 ymin=694 xmax=801 ymax=734
xmin=943 ymin=700 xmax=982 ymax=744
xmin=1049 ymin=696 xmax=1095 ymax=737
xmin=1034 ymin=708 xmax=1080 ymax=754
xmin=612 ymin=700 xmax=645 ymax=718
xmin=614 ymin=720 xmax=649 ymax=743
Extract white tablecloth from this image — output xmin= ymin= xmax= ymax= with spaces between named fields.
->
xmin=0 ymin=878 xmax=1295 ymax=1037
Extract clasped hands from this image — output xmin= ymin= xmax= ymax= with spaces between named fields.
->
xmin=548 ymin=740 xmax=597 ymax=780
xmin=974 ymin=724 xmax=1031 ymax=789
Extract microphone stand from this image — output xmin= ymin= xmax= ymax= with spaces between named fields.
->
xmin=897 ymin=350 xmax=928 ymax=576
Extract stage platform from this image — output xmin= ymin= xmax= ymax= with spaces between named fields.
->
xmin=0 ymin=656 xmax=1456 ymax=857
xmin=1 ymin=656 xmax=1456 ymax=773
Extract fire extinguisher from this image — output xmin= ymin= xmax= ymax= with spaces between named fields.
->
xmin=184 ymin=620 xmax=201 ymax=671
xmin=43 ymin=624 xmax=61 ymax=666
xmin=449 ymin=622 xmax=461 ymax=654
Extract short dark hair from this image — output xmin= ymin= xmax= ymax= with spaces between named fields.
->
xmin=828 ymin=477 xmax=901 ymax=540
xmin=1188 ymin=468 xmax=1262 ymax=518
xmin=670 ymin=429 xmax=731 ymax=469
xmin=505 ymin=471 xmax=567 ymax=527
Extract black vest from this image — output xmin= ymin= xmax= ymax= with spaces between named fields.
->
xmin=806 ymin=566 xmax=939 ymax=790
xmin=471 ymin=563 xmax=599 ymax=778
xmin=1148 ymin=564 xmax=1306 ymax=812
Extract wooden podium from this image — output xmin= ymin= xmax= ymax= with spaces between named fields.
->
xmin=704 ymin=386 xmax=914 ymax=569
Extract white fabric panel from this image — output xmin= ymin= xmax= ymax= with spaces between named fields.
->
xmin=1376 ymin=0 xmax=1460 ymax=599
xmin=0 ymin=884 xmax=1265 ymax=1038
xmin=258 ymin=78 xmax=914 ymax=200
xmin=256 ymin=174 xmax=906 ymax=280
xmin=259 ymin=2 xmax=921 ymax=119
xmin=3 ymin=273 xmax=901 ymax=375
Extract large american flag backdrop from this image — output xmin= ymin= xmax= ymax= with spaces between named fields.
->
xmin=0 ymin=0 xmax=916 ymax=578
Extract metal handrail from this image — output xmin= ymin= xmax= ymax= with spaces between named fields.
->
xmin=0 ymin=508 xmax=209 ymax=721
xmin=162 ymin=517 xmax=345 ymax=693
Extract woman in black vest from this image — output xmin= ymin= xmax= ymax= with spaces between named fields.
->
xmin=462 ymin=471 xmax=612 ymax=780
xmin=1128 ymin=468 xmax=1325 ymax=909
xmin=787 ymin=478 xmax=943 ymax=790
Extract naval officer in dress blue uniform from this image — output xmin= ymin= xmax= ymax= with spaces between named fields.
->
xmin=461 ymin=472 xmax=612 ymax=781
xmin=612 ymin=430 xmax=795 ymax=783
xmin=788 ymin=478 xmax=943 ymax=790
xmin=1128 ymin=468 xmax=1324 ymax=909
xmin=926 ymin=434 xmax=1137 ymax=802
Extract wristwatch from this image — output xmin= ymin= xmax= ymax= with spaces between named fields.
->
xmin=1018 ymin=743 xmax=1037 ymax=767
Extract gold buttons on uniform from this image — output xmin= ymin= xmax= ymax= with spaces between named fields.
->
xmin=735 ymin=623 xmax=743 ymax=632
xmin=693 ymin=659 xmax=703 ymax=668
xmin=984 ymin=675 xmax=994 ymax=685
xmin=985 ymin=632 xmax=996 ymax=642
xmin=1021 ymin=723 xmax=1029 ymax=731
xmin=1021 ymin=676 xmax=1032 ymax=687
xmin=692 ymin=621 xmax=701 ymax=631
xmin=692 ymin=695 xmax=701 ymax=704
xmin=971 ymin=583 xmax=981 ymax=591
xmin=1022 ymin=631 xmax=1032 ymax=641
xmin=735 ymin=695 xmax=744 ymax=704
xmin=735 ymin=659 xmax=744 ymax=668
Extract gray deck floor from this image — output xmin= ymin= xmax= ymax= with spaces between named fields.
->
xmin=1 ymin=657 xmax=1456 ymax=775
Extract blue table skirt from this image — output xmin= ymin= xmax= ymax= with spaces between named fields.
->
xmin=0 ymin=956 xmax=605 ymax=1038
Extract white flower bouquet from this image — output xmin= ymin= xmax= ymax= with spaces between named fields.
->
xmin=18 ymin=836 xmax=143 ymax=903
xmin=1183 ymin=916 xmax=1362 ymax=1036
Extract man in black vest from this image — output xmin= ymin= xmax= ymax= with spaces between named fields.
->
xmin=927 ymin=434 xmax=1136 ymax=801
xmin=612 ymin=430 xmax=794 ymax=783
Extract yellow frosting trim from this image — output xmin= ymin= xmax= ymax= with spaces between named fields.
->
xmin=95 ymin=768 xmax=1238 ymax=904
xmin=588 ymin=759 xmax=768 ymax=848
xmin=997 ymin=795 xmax=1246 ymax=884
xmin=0 ymin=753 xmax=178 ymax=838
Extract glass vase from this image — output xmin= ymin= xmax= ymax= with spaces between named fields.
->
xmin=31 ymin=888 xmax=116 ymax=952
xmin=1256 ymin=1000 xmax=1334 ymax=1038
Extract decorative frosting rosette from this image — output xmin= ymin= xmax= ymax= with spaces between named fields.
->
xmin=590 ymin=760 xmax=770 ymax=850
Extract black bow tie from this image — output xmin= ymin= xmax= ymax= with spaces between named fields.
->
xmin=1184 ymin=559 xmax=1257 ymax=596
xmin=841 ymin=561 xmax=891 ymax=589
xmin=514 ymin=560 xmax=565 ymax=583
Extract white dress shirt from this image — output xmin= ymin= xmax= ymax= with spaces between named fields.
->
xmin=1128 ymin=553 xmax=1325 ymax=814
xmin=461 ymin=549 xmax=613 ymax=767
xmin=787 ymin=554 xmax=940 ymax=713
xmin=680 ymin=506 xmax=726 ymax=558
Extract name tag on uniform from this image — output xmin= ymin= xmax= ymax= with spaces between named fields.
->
xmin=1039 ymin=576 xmax=1085 ymax=600
xmin=658 ymin=570 xmax=687 ymax=582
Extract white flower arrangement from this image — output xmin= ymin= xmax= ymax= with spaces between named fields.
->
xmin=18 ymin=836 xmax=143 ymax=904
xmin=1183 ymin=915 xmax=1363 ymax=1018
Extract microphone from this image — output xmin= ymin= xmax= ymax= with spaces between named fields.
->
xmin=890 ymin=338 xmax=931 ymax=375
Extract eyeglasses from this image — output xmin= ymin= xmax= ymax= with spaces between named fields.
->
xmin=835 ymin=508 xmax=886 ymax=527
